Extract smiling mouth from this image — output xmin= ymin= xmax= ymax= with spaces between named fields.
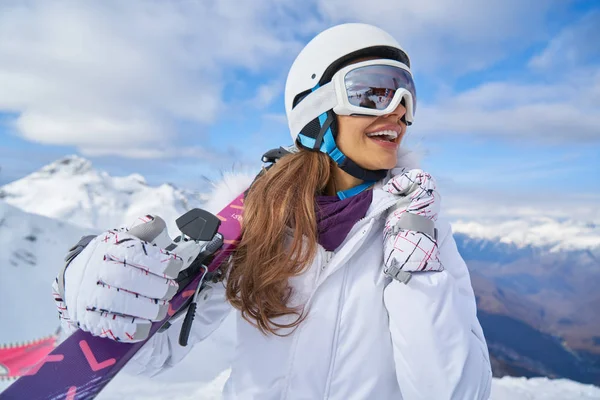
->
xmin=366 ymin=129 xmax=399 ymax=143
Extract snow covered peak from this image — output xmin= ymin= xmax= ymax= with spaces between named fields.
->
xmin=451 ymin=216 xmax=600 ymax=251
xmin=0 ymin=156 xmax=203 ymax=235
xmin=33 ymin=155 xmax=93 ymax=177
xmin=124 ymin=173 xmax=147 ymax=185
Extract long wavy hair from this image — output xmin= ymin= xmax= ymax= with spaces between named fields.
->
xmin=225 ymin=148 xmax=334 ymax=335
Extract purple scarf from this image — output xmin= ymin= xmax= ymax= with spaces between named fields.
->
xmin=315 ymin=190 xmax=373 ymax=251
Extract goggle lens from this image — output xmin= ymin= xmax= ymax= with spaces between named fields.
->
xmin=344 ymin=64 xmax=417 ymax=114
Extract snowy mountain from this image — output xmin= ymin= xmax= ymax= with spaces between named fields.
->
xmin=455 ymin=233 xmax=600 ymax=385
xmin=0 ymin=155 xmax=204 ymax=236
xmin=0 ymin=159 xmax=253 ymax=349
xmin=3 ymin=155 xmax=600 ymax=252
xmin=0 ymin=200 xmax=89 ymax=345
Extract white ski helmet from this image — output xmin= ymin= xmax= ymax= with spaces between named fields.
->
xmin=284 ymin=23 xmax=413 ymax=182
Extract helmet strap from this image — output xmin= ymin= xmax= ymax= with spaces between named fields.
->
xmin=338 ymin=156 xmax=388 ymax=182
xmin=297 ymin=109 xmax=388 ymax=196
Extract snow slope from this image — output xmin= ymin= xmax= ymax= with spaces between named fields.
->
xmin=0 ymin=201 xmax=89 ymax=344
xmin=99 ymin=364 xmax=600 ymax=399
xmin=491 ymin=376 xmax=600 ymax=399
xmin=0 ymin=155 xmax=203 ymax=236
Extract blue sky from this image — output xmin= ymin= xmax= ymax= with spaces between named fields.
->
xmin=0 ymin=0 xmax=598 ymax=219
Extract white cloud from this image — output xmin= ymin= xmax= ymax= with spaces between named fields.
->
xmin=413 ymin=73 xmax=600 ymax=142
xmin=0 ymin=0 xmax=591 ymax=158
xmin=413 ymin=55 xmax=600 ymax=142
xmin=314 ymin=0 xmax=566 ymax=74
xmin=262 ymin=113 xmax=288 ymax=125
xmin=408 ymin=9 xmax=600 ymax=143
xmin=0 ymin=0 xmax=298 ymax=157
xmin=14 ymin=110 xmax=170 ymax=149
xmin=529 ymin=10 xmax=600 ymax=70
xmin=443 ymin=184 xmax=600 ymax=224
xmin=252 ymin=81 xmax=284 ymax=109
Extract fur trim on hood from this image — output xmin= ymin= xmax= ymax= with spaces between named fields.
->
xmin=201 ymin=147 xmax=421 ymax=210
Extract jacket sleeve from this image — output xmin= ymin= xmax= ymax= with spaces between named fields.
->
xmin=383 ymin=219 xmax=492 ymax=400
xmin=123 ymin=280 xmax=232 ymax=376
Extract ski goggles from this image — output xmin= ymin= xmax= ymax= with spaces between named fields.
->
xmin=289 ymin=59 xmax=417 ymax=138
xmin=333 ymin=59 xmax=416 ymax=120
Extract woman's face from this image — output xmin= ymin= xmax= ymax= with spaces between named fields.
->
xmin=335 ymin=101 xmax=407 ymax=171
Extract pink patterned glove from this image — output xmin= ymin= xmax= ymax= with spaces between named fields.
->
xmin=52 ymin=215 xmax=198 ymax=342
xmin=381 ymin=169 xmax=443 ymax=284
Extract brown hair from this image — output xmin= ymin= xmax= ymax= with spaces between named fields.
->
xmin=225 ymin=148 xmax=333 ymax=335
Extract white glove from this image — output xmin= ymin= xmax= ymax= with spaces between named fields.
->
xmin=381 ymin=169 xmax=443 ymax=283
xmin=52 ymin=215 xmax=197 ymax=343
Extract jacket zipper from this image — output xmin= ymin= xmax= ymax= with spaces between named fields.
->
xmin=315 ymin=250 xmax=334 ymax=283
xmin=321 ymin=197 xmax=400 ymax=397
xmin=283 ymin=195 xmax=399 ymax=399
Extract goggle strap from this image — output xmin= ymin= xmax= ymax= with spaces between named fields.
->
xmin=313 ymin=111 xmax=335 ymax=151
xmin=314 ymin=111 xmax=346 ymax=165
xmin=289 ymin=83 xmax=337 ymax=139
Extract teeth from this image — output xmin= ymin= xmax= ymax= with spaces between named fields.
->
xmin=366 ymin=130 xmax=398 ymax=141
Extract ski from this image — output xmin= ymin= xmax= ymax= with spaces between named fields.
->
xmin=1 ymin=193 xmax=245 ymax=400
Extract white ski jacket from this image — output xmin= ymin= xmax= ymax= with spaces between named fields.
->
xmin=125 ymin=152 xmax=492 ymax=400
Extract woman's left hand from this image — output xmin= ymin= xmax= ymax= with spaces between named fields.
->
xmin=383 ymin=169 xmax=440 ymax=223
xmin=381 ymin=169 xmax=443 ymax=283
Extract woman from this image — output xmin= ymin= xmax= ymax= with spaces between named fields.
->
xmin=54 ymin=23 xmax=492 ymax=399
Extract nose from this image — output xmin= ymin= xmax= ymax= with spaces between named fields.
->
xmin=383 ymin=102 xmax=407 ymax=125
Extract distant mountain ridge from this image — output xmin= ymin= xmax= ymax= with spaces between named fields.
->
xmin=451 ymin=217 xmax=600 ymax=251
xmin=457 ymin=234 xmax=600 ymax=384
xmin=0 ymin=155 xmax=204 ymax=235
xmin=3 ymin=155 xmax=599 ymax=252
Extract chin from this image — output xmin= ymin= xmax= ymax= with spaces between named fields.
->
xmin=362 ymin=155 xmax=397 ymax=171
xmin=360 ymin=141 xmax=398 ymax=170
xmin=351 ymin=143 xmax=398 ymax=172
xmin=375 ymin=153 xmax=398 ymax=170
xmin=378 ymin=162 xmax=397 ymax=171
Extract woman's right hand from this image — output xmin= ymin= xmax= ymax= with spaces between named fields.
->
xmin=52 ymin=216 xmax=184 ymax=343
